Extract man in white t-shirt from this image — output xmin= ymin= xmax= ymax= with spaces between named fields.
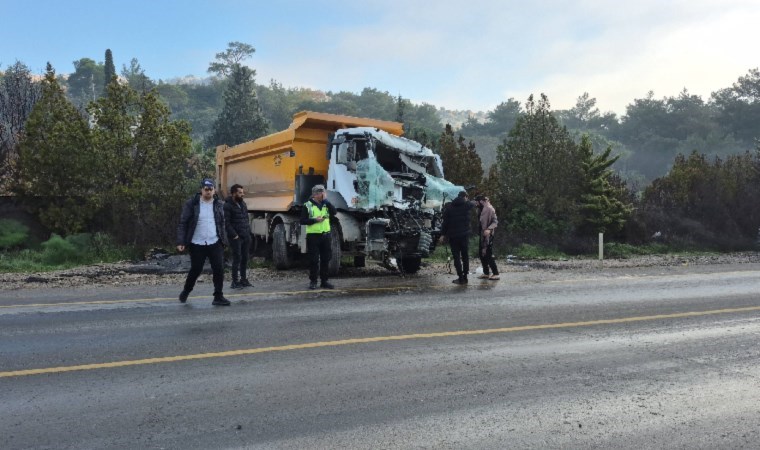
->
xmin=176 ymin=178 xmax=230 ymax=305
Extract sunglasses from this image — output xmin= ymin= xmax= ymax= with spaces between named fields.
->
xmin=203 ymin=187 xmax=214 ymax=191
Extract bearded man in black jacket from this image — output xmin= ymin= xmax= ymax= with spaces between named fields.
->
xmin=224 ymin=184 xmax=252 ymax=289
xmin=439 ymin=191 xmax=475 ymax=284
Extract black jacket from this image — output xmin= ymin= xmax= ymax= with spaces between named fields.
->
xmin=440 ymin=196 xmax=475 ymax=239
xmin=176 ymin=193 xmax=229 ymax=246
xmin=224 ymin=197 xmax=251 ymax=239
xmin=300 ymin=197 xmax=338 ymax=226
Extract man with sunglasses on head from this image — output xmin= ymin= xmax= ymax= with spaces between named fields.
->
xmin=176 ymin=178 xmax=230 ymax=306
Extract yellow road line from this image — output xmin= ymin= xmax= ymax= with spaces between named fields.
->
xmin=0 ymin=285 xmax=419 ymax=309
xmin=3 ymin=304 xmax=760 ymax=378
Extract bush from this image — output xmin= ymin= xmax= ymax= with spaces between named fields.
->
xmin=0 ymin=232 xmax=138 ymax=272
xmin=0 ymin=219 xmax=30 ymax=250
xmin=40 ymin=234 xmax=88 ymax=265
xmin=512 ymin=244 xmax=568 ymax=260
xmin=604 ymin=242 xmax=670 ymax=258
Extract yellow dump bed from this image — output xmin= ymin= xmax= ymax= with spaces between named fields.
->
xmin=216 ymin=111 xmax=404 ymax=211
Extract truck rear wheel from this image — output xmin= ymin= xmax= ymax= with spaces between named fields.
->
xmin=400 ymin=256 xmax=422 ymax=274
xmin=272 ymin=223 xmax=292 ymax=269
xmin=328 ymin=227 xmax=342 ymax=276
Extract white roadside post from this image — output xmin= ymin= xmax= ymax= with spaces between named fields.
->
xmin=598 ymin=232 xmax=604 ymax=260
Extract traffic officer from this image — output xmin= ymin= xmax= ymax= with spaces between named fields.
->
xmin=300 ymin=184 xmax=337 ymax=290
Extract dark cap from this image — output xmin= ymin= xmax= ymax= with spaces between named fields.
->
xmin=457 ymin=190 xmax=468 ymax=198
xmin=201 ymin=178 xmax=215 ymax=188
xmin=474 ymin=194 xmax=485 ymax=201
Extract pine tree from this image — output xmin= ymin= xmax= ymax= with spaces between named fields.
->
xmin=436 ymin=124 xmax=483 ymax=190
xmin=103 ymin=49 xmax=116 ymax=93
xmin=17 ymin=63 xmax=98 ymax=234
xmin=578 ymin=135 xmax=632 ymax=234
xmin=89 ymin=81 xmax=194 ymax=244
xmin=496 ymin=94 xmax=583 ymax=237
xmin=207 ymin=64 xmax=268 ymax=147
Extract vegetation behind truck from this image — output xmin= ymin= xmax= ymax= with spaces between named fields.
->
xmin=216 ymin=111 xmax=462 ymax=274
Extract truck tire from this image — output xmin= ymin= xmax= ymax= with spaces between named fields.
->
xmin=400 ymin=256 xmax=422 ymax=274
xmin=272 ymin=223 xmax=292 ymax=270
xmin=353 ymin=255 xmax=366 ymax=268
xmin=328 ymin=227 xmax=342 ymax=276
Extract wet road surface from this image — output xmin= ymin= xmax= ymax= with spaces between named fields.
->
xmin=2 ymin=263 xmax=760 ymax=448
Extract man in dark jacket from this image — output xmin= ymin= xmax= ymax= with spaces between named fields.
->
xmin=176 ymin=178 xmax=230 ymax=306
xmin=300 ymin=184 xmax=338 ymax=290
xmin=439 ymin=191 xmax=475 ymax=284
xmin=224 ymin=184 xmax=252 ymax=289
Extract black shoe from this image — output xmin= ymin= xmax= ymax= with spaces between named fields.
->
xmin=309 ymin=281 xmax=318 ymax=290
xmin=320 ymin=281 xmax=335 ymax=289
xmin=240 ymin=279 xmax=253 ymax=288
xmin=452 ymin=277 xmax=468 ymax=285
xmin=230 ymin=280 xmax=243 ymax=290
xmin=212 ymin=295 xmax=231 ymax=306
xmin=179 ymin=290 xmax=189 ymax=303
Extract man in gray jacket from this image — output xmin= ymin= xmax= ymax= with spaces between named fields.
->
xmin=475 ymin=194 xmax=499 ymax=280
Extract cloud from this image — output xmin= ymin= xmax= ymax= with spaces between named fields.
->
xmin=222 ymin=0 xmax=760 ymax=115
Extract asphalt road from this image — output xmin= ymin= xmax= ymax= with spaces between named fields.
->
xmin=2 ymin=263 xmax=760 ymax=449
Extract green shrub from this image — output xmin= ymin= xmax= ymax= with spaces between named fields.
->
xmin=90 ymin=232 xmax=135 ymax=261
xmin=0 ymin=219 xmax=30 ymax=250
xmin=604 ymin=242 xmax=672 ymax=258
xmin=0 ymin=232 xmax=138 ymax=272
xmin=40 ymin=234 xmax=88 ymax=265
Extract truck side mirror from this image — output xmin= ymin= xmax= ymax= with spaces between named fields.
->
xmin=326 ymin=133 xmax=335 ymax=160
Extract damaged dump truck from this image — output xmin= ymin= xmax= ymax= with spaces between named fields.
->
xmin=216 ymin=111 xmax=462 ymax=274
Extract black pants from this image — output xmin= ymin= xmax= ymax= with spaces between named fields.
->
xmin=230 ymin=235 xmax=251 ymax=282
xmin=183 ymin=242 xmax=224 ymax=296
xmin=307 ymin=232 xmax=332 ymax=283
xmin=448 ymin=235 xmax=469 ymax=279
xmin=479 ymin=236 xmax=499 ymax=276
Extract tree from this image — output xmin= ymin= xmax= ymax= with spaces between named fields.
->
xmin=66 ymin=57 xmax=104 ymax=107
xmin=639 ymin=150 xmax=760 ymax=249
xmin=483 ymin=99 xmax=522 ymax=136
xmin=496 ymin=94 xmax=582 ymax=238
xmin=17 ymin=63 xmax=98 ymax=234
xmin=89 ymin=81 xmax=195 ymax=244
xmin=207 ymin=64 xmax=268 ymax=147
xmin=121 ymin=58 xmax=154 ymax=92
xmin=405 ymin=102 xmax=443 ymax=141
xmin=0 ymin=61 xmax=42 ymax=192
xmin=395 ymin=94 xmax=406 ymax=123
xmin=436 ymin=124 xmax=483 ymax=191
xmin=712 ymin=68 xmax=760 ymax=145
xmin=577 ymin=135 xmax=632 ymax=235
xmin=256 ymin=79 xmax=304 ymax=131
xmin=208 ymin=41 xmax=256 ymax=77
xmin=103 ymin=49 xmax=116 ymax=93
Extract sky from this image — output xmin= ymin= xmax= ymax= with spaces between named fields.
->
xmin=2 ymin=0 xmax=759 ymax=115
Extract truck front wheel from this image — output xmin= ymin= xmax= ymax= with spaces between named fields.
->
xmin=272 ymin=223 xmax=292 ymax=270
xmin=400 ymin=256 xmax=422 ymax=274
xmin=328 ymin=227 xmax=342 ymax=276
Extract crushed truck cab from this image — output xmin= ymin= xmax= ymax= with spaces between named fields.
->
xmin=216 ymin=111 xmax=462 ymax=275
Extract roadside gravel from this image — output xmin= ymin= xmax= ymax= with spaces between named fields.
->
xmin=1 ymin=252 xmax=758 ymax=291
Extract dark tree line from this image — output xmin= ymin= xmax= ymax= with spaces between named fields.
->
xmin=3 ymin=42 xmax=760 ymax=252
